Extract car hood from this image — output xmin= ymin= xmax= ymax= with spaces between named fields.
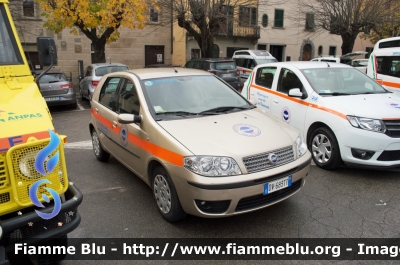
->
xmin=157 ymin=109 xmax=298 ymax=157
xmin=322 ymin=93 xmax=400 ymax=119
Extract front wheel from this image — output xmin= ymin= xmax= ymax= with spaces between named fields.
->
xmin=152 ymin=166 xmax=186 ymax=222
xmin=309 ymin=127 xmax=342 ymax=170
xmin=91 ymin=129 xmax=110 ymax=162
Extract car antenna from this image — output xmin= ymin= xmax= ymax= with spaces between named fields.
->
xmin=326 ymin=62 xmax=330 ymax=67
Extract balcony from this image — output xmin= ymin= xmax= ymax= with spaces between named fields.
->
xmin=214 ymin=25 xmax=260 ymax=39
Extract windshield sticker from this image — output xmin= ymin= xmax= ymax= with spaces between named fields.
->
xmin=120 ymin=125 xmax=128 ymax=147
xmin=154 ymin=106 xmax=164 ymax=113
xmin=311 ymin=92 xmax=319 ymax=102
xmin=319 ymin=90 xmax=331 ymax=94
xmin=232 ymin=124 xmax=261 ymax=137
xmin=387 ymin=102 xmax=400 ymax=110
xmin=393 ymin=52 xmax=400 ymax=56
xmin=282 ymin=107 xmax=291 ymax=123
xmin=144 ymin=81 xmax=153 ymax=86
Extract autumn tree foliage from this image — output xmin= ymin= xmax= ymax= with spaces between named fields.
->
xmin=296 ymin=0 xmax=400 ymax=55
xmin=37 ymin=0 xmax=151 ymax=62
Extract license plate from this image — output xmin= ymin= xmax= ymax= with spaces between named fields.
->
xmin=264 ymin=175 xmax=292 ymax=195
xmin=45 ymin=97 xmax=60 ymax=101
xmin=222 ymin=74 xmax=232 ymax=77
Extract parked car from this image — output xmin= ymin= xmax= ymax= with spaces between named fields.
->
xmin=145 ymin=64 xmax=181 ymax=68
xmin=36 ymin=69 xmax=77 ymax=109
xmin=79 ymin=63 xmax=129 ymax=101
xmin=242 ymin=61 xmax=400 ymax=170
xmin=89 ymin=68 xmax=311 ymax=222
xmin=184 ymin=58 xmax=243 ymax=91
xmin=311 ymin=51 xmax=368 ymax=72
xmin=232 ymin=50 xmax=277 ymax=80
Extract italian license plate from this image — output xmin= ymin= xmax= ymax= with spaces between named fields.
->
xmin=222 ymin=73 xmax=232 ymax=77
xmin=45 ymin=97 xmax=60 ymax=101
xmin=264 ymin=175 xmax=292 ymax=195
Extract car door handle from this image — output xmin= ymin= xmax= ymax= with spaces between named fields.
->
xmin=273 ymin=99 xmax=279 ymax=104
xmin=94 ymin=108 xmax=99 ymax=113
xmin=112 ymin=121 xmax=118 ymax=128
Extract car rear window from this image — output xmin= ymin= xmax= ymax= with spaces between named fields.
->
xmin=213 ymin=62 xmax=236 ymax=70
xmin=95 ymin=66 xmax=129 ymax=76
xmin=38 ymin=73 xmax=67 ymax=83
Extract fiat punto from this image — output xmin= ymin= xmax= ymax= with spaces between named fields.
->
xmin=89 ymin=68 xmax=311 ymax=222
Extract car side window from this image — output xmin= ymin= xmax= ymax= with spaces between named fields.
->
xmin=235 ymin=58 xmax=245 ymax=67
xmin=277 ymin=68 xmax=304 ymax=94
xmin=99 ymin=77 xmax=121 ymax=110
xmin=117 ymin=78 xmax=140 ymax=115
xmin=255 ymin=67 xmax=277 ymax=89
xmin=194 ymin=61 xmax=203 ymax=69
xmin=185 ymin=61 xmax=195 ymax=68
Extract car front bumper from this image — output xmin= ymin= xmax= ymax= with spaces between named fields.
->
xmin=336 ymin=125 xmax=400 ymax=168
xmin=166 ymin=153 xmax=311 ymax=217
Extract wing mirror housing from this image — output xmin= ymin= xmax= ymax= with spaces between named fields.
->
xmin=288 ymin=88 xmax=304 ymax=98
xmin=118 ymin=114 xmax=142 ymax=124
xmin=249 ymin=99 xmax=257 ymax=105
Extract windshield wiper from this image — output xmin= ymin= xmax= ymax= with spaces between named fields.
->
xmin=199 ymin=105 xmax=254 ymax=114
xmin=320 ymin=92 xmax=353 ymax=96
xmin=156 ymin=111 xmax=198 ymax=117
xmin=355 ymin=91 xmax=389 ymax=94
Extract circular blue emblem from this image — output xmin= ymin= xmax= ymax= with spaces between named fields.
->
xmin=232 ymin=124 xmax=261 ymax=137
xmin=120 ymin=125 xmax=128 ymax=147
xmin=145 ymin=81 xmax=153 ymax=86
xmin=387 ymin=102 xmax=400 ymax=110
xmin=268 ymin=153 xmax=278 ymax=164
xmin=281 ymin=107 xmax=290 ymax=123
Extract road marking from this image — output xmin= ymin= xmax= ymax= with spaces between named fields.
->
xmin=311 ymin=160 xmax=316 ymax=166
xmin=77 ymin=102 xmax=85 ymax=110
xmin=64 ymin=140 xmax=92 ymax=149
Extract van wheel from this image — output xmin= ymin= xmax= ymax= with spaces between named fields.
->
xmin=91 ymin=129 xmax=110 ymax=162
xmin=152 ymin=166 xmax=186 ymax=222
xmin=309 ymin=127 xmax=342 ymax=170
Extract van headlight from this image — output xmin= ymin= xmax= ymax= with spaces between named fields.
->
xmin=19 ymin=152 xmax=38 ymax=178
xmin=295 ymin=135 xmax=307 ymax=158
xmin=347 ymin=116 xmax=386 ymax=133
xmin=184 ymin=156 xmax=242 ymax=176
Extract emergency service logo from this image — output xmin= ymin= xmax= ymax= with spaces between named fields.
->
xmin=0 ymin=110 xmax=43 ymax=123
xmin=282 ymin=107 xmax=291 ymax=123
xmin=120 ymin=125 xmax=128 ymax=147
xmin=386 ymin=102 xmax=400 ymax=110
xmin=232 ymin=124 xmax=261 ymax=137
xmin=29 ymin=129 xmax=62 ymax=220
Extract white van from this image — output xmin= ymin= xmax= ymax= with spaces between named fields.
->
xmin=367 ymin=47 xmax=400 ymax=93
xmin=311 ymin=51 xmax=368 ymax=72
xmin=232 ymin=50 xmax=277 ymax=80
xmin=373 ymin=36 xmax=400 ymax=51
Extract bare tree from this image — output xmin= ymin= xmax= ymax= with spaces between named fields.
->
xmin=158 ymin=0 xmax=263 ymax=57
xmin=296 ymin=0 xmax=400 ymax=55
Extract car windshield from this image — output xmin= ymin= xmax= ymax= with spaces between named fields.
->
xmin=143 ymin=75 xmax=252 ymax=119
xmin=301 ymin=68 xmax=388 ymax=95
xmin=214 ymin=62 xmax=236 ymax=70
xmin=95 ymin=66 xmax=128 ymax=76
xmin=38 ymin=73 xmax=68 ymax=83
xmin=255 ymin=59 xmax=277 ymax=65
xmin=0 ymin=5 xmax=23 ymax=65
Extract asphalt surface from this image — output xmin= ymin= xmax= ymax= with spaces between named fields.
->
xmin=47 ymin=100 xmax=400 ymax=265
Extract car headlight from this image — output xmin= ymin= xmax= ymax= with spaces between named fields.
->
xmin=184 ymin=156 xmax=242 ymax=176
xmin=19 ymin=152 xmax=38 ymax=178
xmin=295 ymin=135 xmax=307 ymax=158
xmin=347 ymin=116 xmax=386 ymax=133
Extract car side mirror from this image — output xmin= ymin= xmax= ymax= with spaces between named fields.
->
xmin=249 ymin=99 xmax=257 ymax=105
xmin=118 ymin=114 xmax=142 ymax=124
xmin=288 ymin=88 xmax=303 ymax=98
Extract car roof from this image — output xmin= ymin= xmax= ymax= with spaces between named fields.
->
xmin=92 ymin=63 xmax=127 ymax=67
xmin=122 ymin=68 xmax=213 ymax=80
xmin=188 ymin=58 xmax=234 ymax=62
xmin=257 ymin=61 xmax=353 ymax=70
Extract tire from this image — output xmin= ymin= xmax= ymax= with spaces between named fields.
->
xmin=79 ymin=86 xmax=84 ymax=100
xmin=309 ymin=127 xmax=342 ymax=170
xmin=70 ymin=100 xmax=77 ymax=109
xmin=152 ymin=166 xmax=186 ymax=222
xmin=91 ymin=129 xmax=110 ymax=162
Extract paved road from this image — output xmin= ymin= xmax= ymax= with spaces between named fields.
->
xmin=48 ymin=102 xmax=400 ymax=265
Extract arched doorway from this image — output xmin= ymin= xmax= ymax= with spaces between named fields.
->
xmin=213 ymin=44 xmax=220 ymax=58
xmin=302 ymin=44 xmax=312 ymax=61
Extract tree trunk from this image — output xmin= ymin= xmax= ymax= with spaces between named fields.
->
xmin=340 ymin=32 xmax=356 ymax=55
xmin=200 ymin=31 xmax=214 ymax=57
xmin=92 ymin=39 xmax=107 ymax=63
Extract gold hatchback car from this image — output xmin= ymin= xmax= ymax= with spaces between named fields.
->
xmin=89 ymin=68 xmax=312 ymax=222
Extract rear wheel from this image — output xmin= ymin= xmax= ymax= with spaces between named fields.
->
xmin=79 ymin=86 xmax=84 ymax=100
xmin=91 ymin=129 xmax=110 ymax=162
xmin=152 ymin=166 xmax=186 ymax=222
xmin=309 ymin=127 xmax=342 ymax=170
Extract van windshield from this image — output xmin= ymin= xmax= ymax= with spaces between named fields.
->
xmin=255 ymin=59 xmax=277 ymax=65
xmin=301 ymin=68 xmax=388 ymax=95
xmin=0 ymin=5 xmax=23 ymax=65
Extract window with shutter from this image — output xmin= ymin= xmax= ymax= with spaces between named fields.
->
xmin=274 ymin=9 xmax=284 ymax=28
xmin=150 ymin=6 xmax=159 ymax=22
xmin=251 ymin=8 xmax=257 ymax=26
xmin=305 ymin=13 xmax=314 ymax=30
xmin=262 ymin=14 xmax=268 ymax=27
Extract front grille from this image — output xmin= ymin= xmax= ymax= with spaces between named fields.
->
xmin=243 ymin=146 xmax=295 ymax=173
xmin=235 ymin=180 xmax=302 ymax=212
xmin=377 ymin=150 xmax=400 ymax=161
xmin=9 ymin=140 xmax=67 ymax=206
xmin=383 ymin=120 xmax=400 ymax=138
xmin=0 ymin=153 xmax=8 ymax=187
